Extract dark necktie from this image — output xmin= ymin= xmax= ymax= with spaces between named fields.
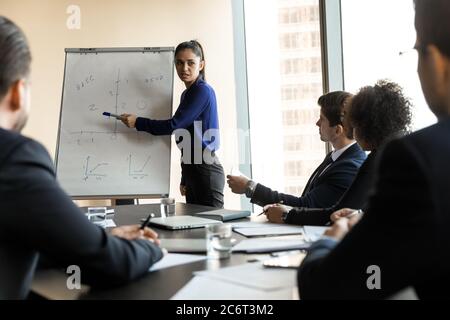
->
xmin=302 ymin=152 xmax=334 ymax=195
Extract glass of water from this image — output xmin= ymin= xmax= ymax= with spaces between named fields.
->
xmin=206 ymin=224 xmax=233 ymax=259
xmin=160 ymin=198 xmax=175 ymax=217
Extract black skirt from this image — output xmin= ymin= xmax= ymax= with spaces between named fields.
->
xmin=181 ymin=157 xmax=225 ymax=208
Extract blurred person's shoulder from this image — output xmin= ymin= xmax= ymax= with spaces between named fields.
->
xmin=0 ymin=128 xmax=53 ymax=171
xmin=402 ymin=117 xmax=450 ymax=153
xmin=379 ymin=117 xmax=450 ymax=172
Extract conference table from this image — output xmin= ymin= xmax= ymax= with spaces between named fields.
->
xmin=31 ymin=203 xmax=300 ymax=300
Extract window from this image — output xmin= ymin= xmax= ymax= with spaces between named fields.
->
xmin=341 ymin=0 xmax=436 ymax=131
xmin=281 ymin=57 xmax=322 ymax=75
xmin=279 ymin=6 xmax=320 ymax=24
xmin=280 ymin=31 xmax=321 ymax=50
xmin=282 ymin=110 xmax=319 ymax=127
xmin=284 ymin=135 xmax=320 ymax=152
xmin=245 ymin=0 xmax=325 ymax=202
xmin=311 ymin=32 xmax=320 ymax=47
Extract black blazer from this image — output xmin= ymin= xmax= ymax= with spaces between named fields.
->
xmin=0 ymin=129 xmax=163 ymax=299
xmin=298 ymin=118 xmax=450 ymax=299
xmin=285 ymin=150 xmax=378 ymax=226
xmin=251 ymin=143 xmax=367 ymax=209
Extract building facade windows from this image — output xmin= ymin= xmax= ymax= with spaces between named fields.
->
xmin=279 ymin=31 xmax=321 ymax=50
xmin=279 ymin=6 xmax=320 ymax=24
xmin=245 ymin=0 xmax=324 ymax=201
xmin=280 ymin=57 xmax=321 ymax=75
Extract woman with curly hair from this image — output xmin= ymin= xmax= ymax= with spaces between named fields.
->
xmin=265 ymin=80 xmax=412 ymax=226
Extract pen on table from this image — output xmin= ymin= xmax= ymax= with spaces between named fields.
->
xmin=102 ymin=112 xmax=123 ymax=120
xmin=258 ymin=201 xmax=284 ymax=216
xmin=140 ymin=213 xmax=155 ymax=230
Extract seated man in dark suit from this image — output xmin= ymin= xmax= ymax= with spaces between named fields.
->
xmin=227 ymin=91 xmax=366 ymax=209
xmin=0 ymin=17 xmax=163 ymax=299
xmin=265 ymin=80 xmax=412 ymax=226
xmin=297 ymin=0 xmax=450 ymax=299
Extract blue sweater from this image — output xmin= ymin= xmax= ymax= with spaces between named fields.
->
xmin=135 ymin=78 xmax=220 ymax=156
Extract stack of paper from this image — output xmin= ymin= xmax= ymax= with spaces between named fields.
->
xmin=232 ymin=238 xmax=310 ymax=253
xmin=171 ymin=276 xmax=296 ymax=300
xmin=171 ymin=262 xmax=298 ymax=300
xmin=194 ymin=262 xmax=297 ymax=291
xmin=93 ymin=219 xmax=116 ymax=228
xmin=150 ymin=254 xmax=206 ymax=272
xmin=233 ymin=225 xmax=304 ymax=237
xmin=303 ymin=226 xmax=329 ymax=242
xmin=231 ymin=221 xmax=285 ymax=229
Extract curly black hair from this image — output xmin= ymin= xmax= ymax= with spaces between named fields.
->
xmin=349 ymin=80 xmax=412 ymax=149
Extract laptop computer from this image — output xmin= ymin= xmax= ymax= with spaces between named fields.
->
xmin=192 ymin=209 xmax=251 ymax=222
xmin=148 ymin=215 xmax=222 ymax=230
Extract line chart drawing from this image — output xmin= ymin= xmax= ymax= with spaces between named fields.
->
xmin=83 ymin=156 xmax=109 ymax=181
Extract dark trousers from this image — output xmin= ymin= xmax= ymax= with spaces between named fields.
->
xmin=181 ymin=161 xmax=225 ymax=208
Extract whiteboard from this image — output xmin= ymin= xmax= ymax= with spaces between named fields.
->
xmin=55 ymin=47 xmax=174 ymax=198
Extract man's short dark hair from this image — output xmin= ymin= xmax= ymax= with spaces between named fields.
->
xmin=318 ymin=91 xmax=353 ymax=139
xmin=349 ymin=80 xmax=412 ymax=149
xmin=0 ymin=16 xmax=31 ymax=99
xmin=415 ymin=0 xmax=450 ymax=58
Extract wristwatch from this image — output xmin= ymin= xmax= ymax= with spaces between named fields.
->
xmin=281 ymin=210 xmax=289 ymax=223
xmin=245 ymin=180 xmax=257 ymax=198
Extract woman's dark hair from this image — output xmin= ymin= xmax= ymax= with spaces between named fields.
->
xmin=318 ymin=91 xmax=354 ymax=139
xmin=415 ymin=0 xmax=450 ymax=58
xmin=174 ymin=40 xmax=205 ymax=81
xmin=349 ymin=80 xmax=412 ymax=149
xmin=0 ymin=16 xmax=31 ymax=99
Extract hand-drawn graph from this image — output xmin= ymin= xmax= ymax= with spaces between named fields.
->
xmin=128 ymin=154 xmax=151 ymax=179
xmin=69 ymin=68 xmax=163 ymax=145
xmin=83 ymin=156 xmax=109 ymax=181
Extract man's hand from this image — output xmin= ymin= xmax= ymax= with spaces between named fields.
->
xmin=330 ymin=208 xmax=357 ymax=222
xmin=265 ymin=204 xmax=288 ymax=224
xmin=111 ymin=225 xmax=160 ymax=245
xmin=226 ymin=175 xmax=249 ymax=194
xmin=180 ymin=184 xmax=187 ymax=196
xmin=120 ymin=113 xmax=137 ymax=128
xmin=324 ymin=214 xmax=362 ymax=241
